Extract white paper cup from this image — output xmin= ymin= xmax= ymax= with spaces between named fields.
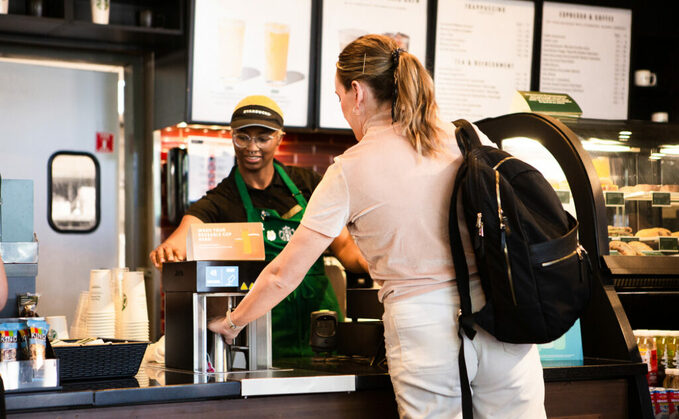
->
xmin=122 ymin=271 xmax=149 ymax=322
xmin=91 ymin=0 xmax=110 ymax=24
xmin=89 ymin=269 xmax=114 ymax=312
xmin=46 ymin=316 xmax=70 ymax=340
xmin=0 ymin=0 xmax=9 ymax=14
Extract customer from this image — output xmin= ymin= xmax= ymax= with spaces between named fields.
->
xmin=208 ymin=35 xmax=546 ymax=417
xmin=0 ymin=252 xmax=8 ymax=310
xmin=151 ymin=95 xmax=367 ymax=358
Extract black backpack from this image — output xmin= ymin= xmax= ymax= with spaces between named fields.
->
xmin=448 ymin=119 xmax=592 ymax=417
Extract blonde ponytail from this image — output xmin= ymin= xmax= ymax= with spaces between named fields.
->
xmin=336 ymin=34 xmax=444 ymax=156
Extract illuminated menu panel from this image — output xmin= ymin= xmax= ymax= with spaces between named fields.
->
xmin=190 ymin=0 xmax=313 ymax=127
xmin=434 ymin=0 xmax=534 ymax=121
xmin=540 ymin=2 xmax=631 ymax=119
xmin=318 ymin=0 xmax=429 ymax=130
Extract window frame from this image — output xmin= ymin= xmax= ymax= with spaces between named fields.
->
xmin=47 ymin=151 xmax=101 ymax=234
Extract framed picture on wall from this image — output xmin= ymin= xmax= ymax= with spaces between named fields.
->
xmin=188 ymin=0 xmax=315 ymax=127
xmin=317 ymin=0 xmax=430 ymax=130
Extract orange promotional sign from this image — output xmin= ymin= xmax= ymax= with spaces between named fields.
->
xmin=186 ymin=223 xmax=265 ymax=261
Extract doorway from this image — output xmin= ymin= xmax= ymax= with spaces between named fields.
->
xmin=0 ymin=57 xmax=125 ymax=324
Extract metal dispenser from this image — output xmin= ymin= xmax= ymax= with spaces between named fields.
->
xmin=162 ymin=260 xmax=271 ymax=373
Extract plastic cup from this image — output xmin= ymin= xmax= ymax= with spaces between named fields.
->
xmin=219 ymin=19 xmax=246 ymax=81
xmin=264 ymin=23 xmax=290 ymax=83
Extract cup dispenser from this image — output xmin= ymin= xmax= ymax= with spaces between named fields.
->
xmin=162 ymin=260 xmax=271 ymax=373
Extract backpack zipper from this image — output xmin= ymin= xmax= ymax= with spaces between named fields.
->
xmin=496 ymin=170 xmax=517 ymax=306
xmin=541 ymin=248 xmax=578 ymax=267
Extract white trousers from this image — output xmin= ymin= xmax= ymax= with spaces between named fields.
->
xmin=382 ymin=283 xmax=546 ymax=419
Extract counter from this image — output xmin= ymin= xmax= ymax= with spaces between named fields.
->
xmin=4 ymin=357 xmax=646 ymax=418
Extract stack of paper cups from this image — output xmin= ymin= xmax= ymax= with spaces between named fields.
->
xmin=119 ymin=271 xmax=150 ymax=341
xmin=112 ymin=267 xmax=129 ymax=339
xmin=86 ymin=269 xmax=116 ymax=339
xmin=70 ymin=291 xmax=90 ymax=339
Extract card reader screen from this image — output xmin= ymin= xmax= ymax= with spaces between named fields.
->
xmin=205 ymin=266 xmax=239 ymax=287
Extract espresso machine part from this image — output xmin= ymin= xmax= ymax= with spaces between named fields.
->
xmin=309 ymin=310 xmax=338 ymax=353
xmin=163 ymin=260 xmax=271 ymax=373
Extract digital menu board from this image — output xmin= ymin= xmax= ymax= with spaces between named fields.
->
xmin=540 ymin=2 xmax=631 ymax=119
xmin=434 ymin=0 xmax=534 ymax=122
xmin=318 ymin=0 xmax=429 ymax=130
xmin=190 ymin=0 xmax=313 ymax=127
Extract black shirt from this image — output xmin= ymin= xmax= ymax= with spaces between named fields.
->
xmin=185 ymin=161 xmax=323 ymax=223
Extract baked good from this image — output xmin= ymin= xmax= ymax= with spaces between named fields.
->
xmin=608 ymin=225 xmax=633 ymax=237
xmin=609 ymin=240 xmax=640 ymax=256
xmin=635 ymin=227 xmax=672 ymax=237
xmin=619 ymin=184 xmax=661 ymax=192
xmin=672 ymin=231 xmax=679 ymax=237
xmin=627 ymin=241 xmax=654 ymax=253
xmin=659 ymin=185 xmax=679 ymax=193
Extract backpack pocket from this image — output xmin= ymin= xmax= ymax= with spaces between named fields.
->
xmin=529 ymin=218 xmax=589 ymax=341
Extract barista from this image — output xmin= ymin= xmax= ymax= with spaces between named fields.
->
xmin=150 ymin=95 xmax=368 ymax=358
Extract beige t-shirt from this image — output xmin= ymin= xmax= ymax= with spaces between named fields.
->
xmin=301 ymin=113 xmax=491 ymax=302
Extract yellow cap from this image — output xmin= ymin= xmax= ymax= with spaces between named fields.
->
xmin=230 ymin=95 xmax=284 ymax=130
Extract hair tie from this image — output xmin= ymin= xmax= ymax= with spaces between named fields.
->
xmin=391 ymin=48 xmax=403 ymax=68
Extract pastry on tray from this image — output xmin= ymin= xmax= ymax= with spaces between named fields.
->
xmin=608 ymin=225 xmax=633 ymax=237
xmin=609 ymin=240 xmax=641 ymax=256
xmin=627 ymin=241 xmax=654 ymax=253
xmin=635 ymin=227 xmax=672 ymax=237
xmin=659 ymin=184 xmax=679 ymax=193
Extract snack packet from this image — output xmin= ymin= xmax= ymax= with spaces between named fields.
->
xmin=19 ymin=319 xmax=49 ymax=361
xmin=0 ymin=323 xmax=22 ymax=361
xmin=17 ymin=292 xmax=41 ymax=317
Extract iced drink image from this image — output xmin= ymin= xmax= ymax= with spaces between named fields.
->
xmin=219 ymin=19 xmax=246 ymax=81
xmin=265 ymin=23 xmax=290 ymax=84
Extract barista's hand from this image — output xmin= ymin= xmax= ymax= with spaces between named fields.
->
xmin=208 ymin=316 xmax=245 ymax=345
xmin=150 ymin=215 xmax=203 ymax=270
xmin=149 ymin=241 xmax=186 ymax=270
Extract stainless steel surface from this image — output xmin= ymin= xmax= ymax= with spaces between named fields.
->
xmin=239 ymin=372 xmax=355 ymax=396
xmin=0 ymin=238 xmax=38 ymax=263
xmin=192 ymin=293 xmax=208 ymax=373
xmin=188 ymin=292 xmax=271 ymax=373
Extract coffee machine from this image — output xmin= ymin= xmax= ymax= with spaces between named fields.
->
xmin=162 ymin=260 xmax=271 ymax=373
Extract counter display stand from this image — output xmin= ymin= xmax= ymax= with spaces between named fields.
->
xmin=477 ymin=113 xmax=652 ymax=419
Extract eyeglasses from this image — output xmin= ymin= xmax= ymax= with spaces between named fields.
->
xmin=232 ymin=131 xmax=279 ymax=149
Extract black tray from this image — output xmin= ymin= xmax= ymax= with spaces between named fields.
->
xmin=52 ymin=339 xmax=149 ymax=381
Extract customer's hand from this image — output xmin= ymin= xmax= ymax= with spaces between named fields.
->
xmin=208 ymin=316 xmax=245 ymax=345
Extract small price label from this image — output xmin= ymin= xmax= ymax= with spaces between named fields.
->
xmin=556 ymin=190 xmax=571 ymax=204
xmin=605 ymin=191 xmax=625 ymax=207
xmin=651 ymin=192 xmax=672 ymax=207
xmin=659 ymin=237 xmax=679 ymax=252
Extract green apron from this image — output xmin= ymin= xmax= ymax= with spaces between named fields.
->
xmin=235 ymin=163 xmax=342 ymax=358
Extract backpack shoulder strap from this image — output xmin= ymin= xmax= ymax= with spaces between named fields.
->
xmin=453 ymin=119 xmax=483 ymax=155
xmin=449 ymin=148 xmax=477 ymax=419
